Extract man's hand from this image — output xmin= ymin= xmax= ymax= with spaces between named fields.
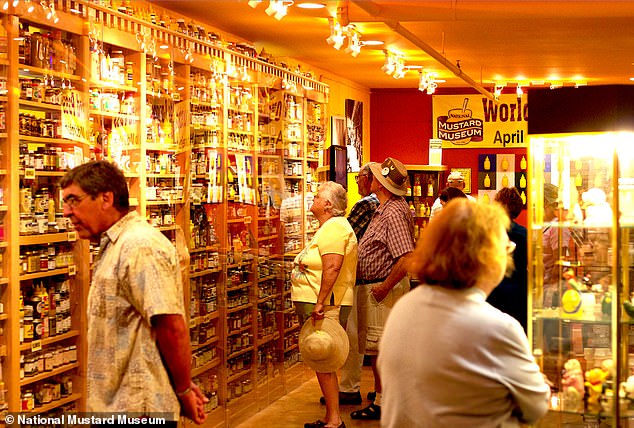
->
xmin=179 ymin=382 xmax=209 ymax=424
xmin=371 ymin=284 xmax=389 ymax=303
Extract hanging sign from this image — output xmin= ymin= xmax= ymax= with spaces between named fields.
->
xmin=433 ymin=94 xmax=528 ymax=148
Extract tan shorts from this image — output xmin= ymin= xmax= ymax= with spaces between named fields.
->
xmin=357 ymin=277 xmax=410 ymax=355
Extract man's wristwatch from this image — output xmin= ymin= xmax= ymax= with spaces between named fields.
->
xmin=176 ymin=383 xmax=192 ymax=398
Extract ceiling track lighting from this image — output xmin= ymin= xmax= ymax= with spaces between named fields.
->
xmin=343 ymin=25 xmax=361 ymax=57
xmin=264 ymin=0 xmax=293 ymax=20
xmin=326 ymin=17 xmax=372 ymax=57
xmin=516 ymin=84 xmax=524 ymax=98
xmin=418 ymin=71 xmax=439 ymax=95
xmin=326 ymin=18 xmax=346 ymax=50
xmin=381 ymin=50 xmax=406 ymax=79
xmin=493 ymin=82 xmax=506 ymax=100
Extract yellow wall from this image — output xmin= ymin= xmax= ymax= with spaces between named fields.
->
xmin=320 ymin=74 xmax=371 ymax=209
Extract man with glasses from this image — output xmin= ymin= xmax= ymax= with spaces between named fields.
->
xmin=320 ymin=162 xmax=379 ymax=406
xmin=59 ymin=160 xmax=207 ymax=426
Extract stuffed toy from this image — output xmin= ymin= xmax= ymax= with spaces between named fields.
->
xmin=561 ymin=269 xmax=583 ymax=319
xmin=585 ymin=367 xmax=609 ymax=412
xmin=619 ymin=375 xmax=634 ymax=408
xmin=582 ymin=188 xmax=612 ymax=226
xmin=562 ymin=359 xmax=584 ymax=410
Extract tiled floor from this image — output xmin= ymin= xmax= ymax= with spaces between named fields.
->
xmin=235 ymin=365 xmax=380 ymax=428
xmin=233 ymin=365 xmax=577 ymax=428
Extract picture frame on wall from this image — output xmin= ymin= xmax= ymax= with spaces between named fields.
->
xmin=451 ymin=167 xmax=472 ymax=194
xmin=331 ymin=115 xmax=346 ymax=146
xmin=345 ymin=99 xmax=363 ymax=172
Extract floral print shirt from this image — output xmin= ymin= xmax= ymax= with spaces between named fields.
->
xmin=87 ymin=211 xmax=184 ymax=419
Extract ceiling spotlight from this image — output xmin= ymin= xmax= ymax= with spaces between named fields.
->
xmin=326 ymin=18 xmax=346 ymax=50
xmin=296 ymin=1 xmax=325 ymax=9
xmin=419 ymin=71 xmax=439 ymax=94
xmin=344 ymin=25 xmax=361 ymax=57
xmin=362 ymin=40 xmax=384 ymax=46
xmin=248 ymin=0 xmax=262 ymax=7
xmin=381 ymin=50 xmax=406 ymax=79
xmin=516 ymin=84 xmax=524 ymax=97
xmin=493 ymin=82 xmax=506 ymax=99
xmin=392 ymin=62 xmax=406 ymax=79
xmin=265 ymin=0 xmax=291 ymax=20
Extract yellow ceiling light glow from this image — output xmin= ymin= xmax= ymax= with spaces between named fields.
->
xmin=296 ymin=2 xmax=326 ymax=9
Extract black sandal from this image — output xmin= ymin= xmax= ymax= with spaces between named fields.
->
xmin=304 ymin=420 xmax=326 ymax=428
xmin=350 ymin=403 xmax=381 ymax=420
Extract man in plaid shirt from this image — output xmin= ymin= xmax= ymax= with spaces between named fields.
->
xmin=350 ymin=157 xmax=415 ymax=421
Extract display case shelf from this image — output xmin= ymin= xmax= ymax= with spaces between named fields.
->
xmin=23 ymin=392 xmax=82 ymax=417
xmin=19 ymin=330 xmax=80 ymax=352
xmin=191 ymin=358 xmax=221 ymax=378
xmin=19 ymin=99 xmax=62 ymax=111
xmin=20 ymin=362 xmax=79 ymax=387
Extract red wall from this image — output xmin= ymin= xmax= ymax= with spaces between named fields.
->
xmin=370 ymin=88 xmax=528 ymax=227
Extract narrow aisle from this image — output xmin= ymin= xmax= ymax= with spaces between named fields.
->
xmin=236 ymin=366 xmax=381 ymax=428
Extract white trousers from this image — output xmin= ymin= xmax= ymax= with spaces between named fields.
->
xmin=339 ymin=286 xmax=364 ymax=393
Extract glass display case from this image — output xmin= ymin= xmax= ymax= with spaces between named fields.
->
xmin=528 ymin=131 xmax=634 ymax=427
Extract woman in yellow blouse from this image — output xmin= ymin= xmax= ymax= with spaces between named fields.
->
xmin=292 ymin=181 xmax=358 ymax=428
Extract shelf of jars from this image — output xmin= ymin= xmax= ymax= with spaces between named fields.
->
xmin=0 ymin=1 xmax=334 ymax=423
xmin=87 ymin=39 xmax=140 ymax=167
xmin=404 ymin=165 xmax=448 ymax=240
xmin=256 ymin=255 xmax=284 ymax=399
xmin=304 ymin=97 xmax=325 ymax=246
xmin=10 ymin=16 xmax=87 ymax=418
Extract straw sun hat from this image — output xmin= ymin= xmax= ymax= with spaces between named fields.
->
xmin=299 ymin=317 xmax=349 ymax=373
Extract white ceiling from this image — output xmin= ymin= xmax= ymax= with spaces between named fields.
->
xmin=151 ymin=1 xmax=634 ymax=93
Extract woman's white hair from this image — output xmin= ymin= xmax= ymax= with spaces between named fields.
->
xmin=319 ymin=181 xmax=348 ymax=217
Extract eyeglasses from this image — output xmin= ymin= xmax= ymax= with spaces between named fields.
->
xmin=62 ymin=193 xmax=89 ymax=209
xmin=355 ymin=173 xmax=369 ymax=182
xmin=506 ymin=241 xmax=517 ymax=254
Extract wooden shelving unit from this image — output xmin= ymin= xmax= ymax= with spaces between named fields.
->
xmin=0 ymin=1 xmax=328 ymax=425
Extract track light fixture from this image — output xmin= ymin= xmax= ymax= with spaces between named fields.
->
xmin=381 ymin=50 xmax=406 ymax=79
xmin=418 ymin=71 xmax=439 ymax=94
xmin=516 ymin=84 xmax=523 ymax=97
xmin=264 ymin=0 xmax=292 ymax=20
xmin=344 ymin=25 xmax=361 ymax=57
xmin=493 ymin=82 xmax=506 ymax=100
xmin=326 ymin=18 xmax=346 ymax=50
xmin=326 ymin=18 xmax=370 ymax=57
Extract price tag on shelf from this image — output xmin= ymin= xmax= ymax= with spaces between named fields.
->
xmin=31 ymin=340 xmax=42 ymax=352
xmin=204 ymin=314 xmax=212 ymax=323
xmin=244 ymin=216 xmax=252 ymax=224
xmin=24 ymin=168 xmax=35 ymax=180
xmin=68 ymin=265 xmax=77 ymax=276
xmin=67 ymin=231 xmax=77 ymax=242
xmin=189 ymin=318 xmax=197 ymax=329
